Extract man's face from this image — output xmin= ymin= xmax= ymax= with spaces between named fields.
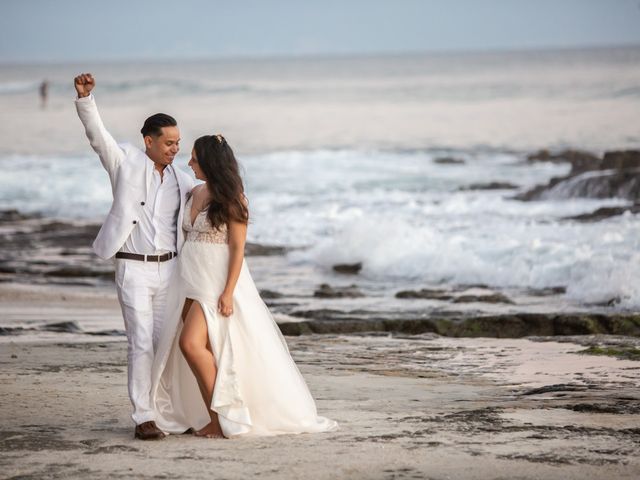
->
xmin=144 ymin=126 xmax=180 ymax=167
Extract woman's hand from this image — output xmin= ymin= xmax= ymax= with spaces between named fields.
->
xmin=218 ymin=291 xmax=234 ymax=317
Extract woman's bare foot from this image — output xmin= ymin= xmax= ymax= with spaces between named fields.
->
xmin=194 ymin=420 xmax=226 ymax=439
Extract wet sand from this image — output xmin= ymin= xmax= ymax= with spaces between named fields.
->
xmin=1 ymin=285 xmax=639 ymax=479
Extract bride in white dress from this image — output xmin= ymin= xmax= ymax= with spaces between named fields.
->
xmin=150 ymin=134 xmax=338 ymax=438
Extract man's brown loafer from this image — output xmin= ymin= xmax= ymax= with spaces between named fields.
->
xmin=134 ymin=421 xmax=166 ymax=440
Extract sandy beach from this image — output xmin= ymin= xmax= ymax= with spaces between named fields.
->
xmin=1 ymin=283 xmax=639 ymax=479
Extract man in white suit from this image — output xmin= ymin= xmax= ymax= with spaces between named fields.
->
xmin=74 ymin=73 xmax=195 ymax=440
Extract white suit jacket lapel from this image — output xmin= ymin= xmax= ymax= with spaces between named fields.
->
xmin=144 ymin=155 xmax=154 ymax=198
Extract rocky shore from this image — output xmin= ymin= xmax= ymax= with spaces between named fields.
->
xmin=514 ymin=149 xmax=640 ymax=220
xmin=0 ymin=209 xmax=286 ymax=288
xmin=3 ymin=144 xmax=640 ymax=339
xmin=2 ymin=147 xmax=640 ymax=342
xmin=278 ymin=310 xmax=640 ymax=337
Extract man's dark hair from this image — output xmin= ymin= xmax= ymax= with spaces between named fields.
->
xmin=140 ymin=113 xmax=177 ymax=138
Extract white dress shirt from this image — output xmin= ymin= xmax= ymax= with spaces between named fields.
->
xmin=121 ymin=160 xmax=180 ymax=255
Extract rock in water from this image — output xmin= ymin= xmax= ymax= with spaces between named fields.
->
xmin=517 ymin=149 xmax=640 ymax=203
xmin=39 ymin=321 xmax=82 ymax=333
xmin=459 ymin=182 xmax=519 ymax=191
xmin=0 ymin=209 xmax=41 ymax=222
xmin=395 ymin=289 xmax=454 ymax=300
xmin=452 ymin=293 xmax=515 ymax=304
xmin=434 ymin=156 xmax=465 ymax=165
xmin=544 ymin=168 xmax=640 ymax=201
xmin=44 ymin=266 xmax=114 ymax=278
xmin=332 ymin=263 xmax=363 ymax=274
xmin=314 ymin=284 xmax=365 ymax=298
xmin=601 ymin=150 xmax=640 ymax=170
xmin=259 ymin=289 xmax=284 ymax=299
xmin=564 ymin=204 xmax=640 ymax=222
xmin=527 ymin=286 xmax=567 ymax=296
xmin=244 ymin=242 xmax=287 ymax=256
xmin=526 ymin=149 xmax=601 ymax=174
xmin=279 ymin=311 xmax=640 ymax=337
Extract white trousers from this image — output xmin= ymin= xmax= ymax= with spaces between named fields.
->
xmin=114 ymin=257 xmax=177 ymax=425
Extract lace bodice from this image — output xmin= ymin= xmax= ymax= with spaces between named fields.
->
xmin=183 ymin=196 xmax=228 ymax=244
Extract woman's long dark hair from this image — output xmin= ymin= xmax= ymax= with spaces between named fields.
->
xmin=193 ymin=134 xmax=249 ymax=229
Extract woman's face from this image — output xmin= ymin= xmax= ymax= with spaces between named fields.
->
xmin=188 ymin=148 xmax=206 ymax=181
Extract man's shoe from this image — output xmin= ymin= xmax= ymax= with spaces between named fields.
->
xmin=134 ymin=421 xmax=166 ymax=440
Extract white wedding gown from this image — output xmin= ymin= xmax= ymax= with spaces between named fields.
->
xmin=150 ymin=197 xmax=339 ymax=437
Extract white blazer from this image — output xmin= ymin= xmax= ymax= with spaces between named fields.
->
xmin=75 ymin=94 xmax=195 ymax=260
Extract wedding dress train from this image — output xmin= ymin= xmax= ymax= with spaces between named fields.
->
xmin=150 ymin=196 xmax=339 ymax=437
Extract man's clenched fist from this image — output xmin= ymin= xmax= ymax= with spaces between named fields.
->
xmin=74 ymin=73 xmax=95 ymax=98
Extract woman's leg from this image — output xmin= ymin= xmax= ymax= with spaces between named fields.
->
xmin=182 ymin=299 xmax=212 ymax=353
xmin=181 ymin=298 xmax=193 ymax=323
xmin=179 ymin=300 xmax=225 ymax=438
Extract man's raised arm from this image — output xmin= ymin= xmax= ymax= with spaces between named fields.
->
xmin=74 ymin=73 xmax=125 ymax=176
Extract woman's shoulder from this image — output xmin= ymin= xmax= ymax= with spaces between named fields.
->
xmin=188 ymin=183 xmax=208 ymax=201
xmin=190 ymin=183 xmax=205 ymax=195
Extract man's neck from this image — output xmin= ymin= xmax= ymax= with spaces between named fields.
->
xmin=146 ymin=150 xmax=167 ymax=178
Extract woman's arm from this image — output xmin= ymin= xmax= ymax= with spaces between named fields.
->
xmin=218 ymin=214 xmax=248 ymax=317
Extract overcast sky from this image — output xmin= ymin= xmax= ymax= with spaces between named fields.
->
xmin=1 ymin=0 xmax=640 ymax=63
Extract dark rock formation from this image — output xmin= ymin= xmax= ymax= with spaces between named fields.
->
xmin=601 ymin=150 xmax=640 ymax=170
xmin=514 ymin=179 xmax=563 ymax=201
xmin=0 ymin=321 xmax=125 ymax=337
xmin=434 ymin=156 xmax=465 ymax=165
xmin=566 ymin=402 xmax=640 ymax=414
xmin=517 ymin=149 xmax=640 ymax=203
xmin=86 ymin=329 xmax=126 ymax=337
xmin=520 ymin=384 xmax=589 ymax=396
xmin=313 ymin=284 xmax=365 ymax=298
xmin=459 ymin=182 xmax=519 ymax=191
xmin=40 ymin=321 xmax=83 ymax=333
xmin=563 ymin=204 xmax=640 ymax=222
xmin=526 ymin=149 xmax=602 ymax=174
xmin=396 ymin=289 xmax=453 ymax=300
xmin=44 ymin=266 xmax=114 ymax=279
xmin=0 ymin=209 xmax=41 ymax=222
xmin=245 ymin=242 xmax=287 ymax=256
xmin=452 ymin=293 xmax=514 ymax=304
xmin=551 ymin=168 xmax=640 ymax=200
xmin=395 ymin=289 xmax=513 ymax=304
xmin=332 ymin=262 xmax=363 ymax=274
xmin=0 ymin=210 xmax=287 ymax=286
xmin=527 ymin=286 xmax=567 ymax=296
xmin=279 ymin=311 xmax=640 ymax=338
xmin=259 ymin=289 xmax=284 ymax=299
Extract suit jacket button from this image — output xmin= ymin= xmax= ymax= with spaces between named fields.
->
xmin=133 ymin=220 xmax=137 ymax=224
xmin=140 ymin=201 xmax=145 ymax=206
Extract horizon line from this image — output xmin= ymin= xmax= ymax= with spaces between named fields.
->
xmin=1 ymin=42 xmax=639 ymax=67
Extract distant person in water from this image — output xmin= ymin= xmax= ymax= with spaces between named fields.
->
xmin=39 ymin=80 xmax=48 ymax=109
xmin=73 ymin=72 xmax=195 ymax=440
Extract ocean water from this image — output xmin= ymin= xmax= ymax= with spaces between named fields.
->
xmin=1 ymin=46 xmax=640 ymax=309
